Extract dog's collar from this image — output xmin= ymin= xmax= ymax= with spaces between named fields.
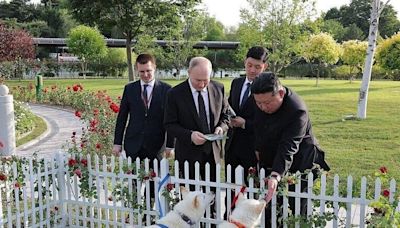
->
xmin=175 ymin=210 xmax=196 ymax=226
xmin=229 ymin=218 xmax=247 ymax=228
xmin=156 ymin=224 xmax=168 ymax=228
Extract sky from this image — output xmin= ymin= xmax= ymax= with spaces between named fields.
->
xmin=200 ymin=0 xmax=400 ymax=27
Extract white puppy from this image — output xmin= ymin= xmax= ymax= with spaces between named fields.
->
xmin=146 ymin=186 xmax=215 ymax=228
xmin=219 ymin=193 xmax=267 ymax=228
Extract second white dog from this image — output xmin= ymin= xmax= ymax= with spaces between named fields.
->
xmin=219 ymin=192 xmax=267 ymax=228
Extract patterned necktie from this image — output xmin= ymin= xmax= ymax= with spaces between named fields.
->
xmin=198 ymin=91 xmax=210 ymax=133
xmin=143 ymin=84 xmax=149 ymax=111
xmin=240 ymin=82 xmax=251 ymax=108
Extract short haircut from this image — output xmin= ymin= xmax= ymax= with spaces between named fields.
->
xmin=246 ymin=46 xmax=268 ymax=63
xmin=136 ymin=53 xmax=156 ymax=65
xmin=251 ymin=72 xmax=281 ymax=95
xmin=188 ymin=56 xmax=212 ymax=72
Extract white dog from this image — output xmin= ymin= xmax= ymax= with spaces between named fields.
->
xmin=219 ymin=193 xmax=267 ymax=228
xmin=146 ymin=186 xmax=215 ymax=228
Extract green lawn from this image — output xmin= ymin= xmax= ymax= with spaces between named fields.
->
xmin=6 ymin=77 xmax=400 ymax=182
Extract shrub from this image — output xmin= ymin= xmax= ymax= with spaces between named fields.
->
xmin=14 ymin=101 xmax=35 ymax=139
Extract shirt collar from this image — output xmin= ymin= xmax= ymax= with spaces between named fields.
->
xmin=140 ymin=79 xmax=155 ymax=87
xmin=244 ymin=77 xmax=253 ymax=85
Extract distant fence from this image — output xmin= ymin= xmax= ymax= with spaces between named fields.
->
xmin=0 ymin=153 xmax=399 ymax=227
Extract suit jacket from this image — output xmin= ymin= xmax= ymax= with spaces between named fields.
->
xmin=225 ymin=77 xmax=257 ymax=160
xmin=254 ymin=87 xmax=330 ymax=175
xmin=114 ymin=80 xmax=173 ymax=160
xmin=164 ymin=80 xmax=229 ymax=164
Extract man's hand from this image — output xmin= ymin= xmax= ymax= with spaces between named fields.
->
xmin=191 ymin=131 xmax=207 ymax=145
xmin=214 ymin=126 xmax=224 ymax=135
xmin=112 ymin=145 xmax=122 ymax=156
xmin=255 ymin=151 xmax=260 ymax=161
xmin=163 ymin=148 xmax=174 ymax=158
xmin=230 ymin=116 xmax=246 ymax=129
xmin=265 ymin=177 xmax=278 ymax=204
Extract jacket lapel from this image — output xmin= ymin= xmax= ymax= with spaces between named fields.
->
xmin=183 ymin=80 xmax=204 ymax=130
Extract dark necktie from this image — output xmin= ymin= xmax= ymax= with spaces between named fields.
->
xmin=143 ymin=84 xmax=149 ymax=111
xmin=240 ymin=82 xmax=251 ymax=108
xmin=198 ymin=91 xmax=210 ymax=133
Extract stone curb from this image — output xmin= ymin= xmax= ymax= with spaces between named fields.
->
xmin=16 ymin=111 xmax=51 ymax=150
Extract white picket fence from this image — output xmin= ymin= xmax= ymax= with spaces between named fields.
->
xmin=0 ymin=153 xmax=399 ymax=227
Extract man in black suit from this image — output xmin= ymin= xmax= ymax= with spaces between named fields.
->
xmin=164 ymin=56 xmax=229 ymax=184
xmin=225 ymin=46 xmax=268 ymax=185
xmin=251 ymin=72 xmax=330 ymax=226
xmin=113 ymin=53 xmax=174 ymax=161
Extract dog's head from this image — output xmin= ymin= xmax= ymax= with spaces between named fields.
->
xmin=173 ymin=186 xmax=215 ymax=223
xmin=229 ymin=192 xmax=267 ymax=228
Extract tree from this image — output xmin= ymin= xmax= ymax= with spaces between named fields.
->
xmin=0 ymin=23 xmax=35 ymax=78
xmin=357 ymin=0 xmax=390 ymax=119
xmin=68 ymin=0 xmax=200 ymax=81
xmin=376 ymin=33 xmax=400 ymax=70
xmin=342 ymin=23 xmax=365 ymax=41
xmin=320 ymin=19 xmax=346 ymax=42
xmin=66 ymin=25 xmax=108 ymax=79
xmin=239 ymin=0 xmax=317 ymax=74
xmin=341 ymin=40 xmax=368 ymax=83
xmin=302 ymin=33 xmax=341 ymax=86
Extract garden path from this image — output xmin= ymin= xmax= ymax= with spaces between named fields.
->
xmin=16 ymin=104 xmax=83 ymax=159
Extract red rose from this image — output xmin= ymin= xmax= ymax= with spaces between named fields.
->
xmin=75 ymin=111 xmax=82 ymax=118
xmin=379 ymin=166 xmax=388 ymax=174
xmin=0 ymin=141 xmax=4 ymax=148
xmin=166 ymin=183 xmax=174 ymax=192
xmin=74 ymin=169 xmax=82 ymax=178
xmin=95 ymin=143 xmax=101 ymax=150
xmin=93 ymin=109 xmax=99 ymax=115
xmin=14 ymin=182 xmax=21 ymax=188
xmin=80 ymin=159 xmax=88 ymax=167
xmin=150 ymin=171 xmax=157 ymax=178
xmin=72 ymin=85 xmax=79 ymax=92
xmin=68 ymin=158 xmax=77 ymax=167
xmin=248 ymin=167 xmax=256 ymax=175
xmin=0 ymin=173 xmax=7 ymax=181
xmin=382 ymin=189 xmax=390 ymax=197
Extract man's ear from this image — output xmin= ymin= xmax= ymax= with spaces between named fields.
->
xmin=263 ymin=63 xmax=269 ymax=71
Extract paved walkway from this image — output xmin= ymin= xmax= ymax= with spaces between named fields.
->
xmin=16 ymin=104 xmax=83 ymax=159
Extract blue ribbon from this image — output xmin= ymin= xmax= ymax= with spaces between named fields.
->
xmin=157 ymin=173 xmax=171 ymax=218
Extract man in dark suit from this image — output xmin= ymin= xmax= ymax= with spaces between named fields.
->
xmin=113 ymin=53 xmax=174 ymax=161
xmin=164 ymin=56 xmax=229 ymax=184
xmin=225 ymin=46 xmax=268 ymax=185
xmin=251 ymin=72 xmax=330 ymax=226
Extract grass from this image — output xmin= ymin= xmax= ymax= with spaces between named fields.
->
xmin=5 ymin=77 xmax=400 ymax=183
xmin=16 ymin=115 xmax=47 ymax=147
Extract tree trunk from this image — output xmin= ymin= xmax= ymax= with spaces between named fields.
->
xmin=126 ymin=32 xmax=134 ymax=82
xmin=357 ymin=0 xmax=387 ymax=119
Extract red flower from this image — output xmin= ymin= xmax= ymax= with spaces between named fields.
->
xmin=126 ymin=170 xmax=132 ymax=175
xmin=0 ymin=173 xmax=7 ymax=181
xmin=72 ymin=84 xmax=83 ymax=92
xmin=0 ymin=141 xmax=4 ymax=148
xmin=90 ymin=119 xmax=98 ymax=128
xmin=108 ymin=196 xmax=113 ymax=201
xmin=68 ymin=158 xmax=77 ymax=167
xmin=95 ymin=143 xmax=101 ymax=150
xmin=14 ymin=182 xmax=21 ymax=188
xmin=80 ymin=143 xmax=85 ymax=148
xmin=166 ymin=183 xmax=174 ymax=192
xmin=110 ymin=103 xmax=120 ymax=113
xmin=93 ymin=109 xmax=99 ymax=115
xmin=379 ymin=166 xmax=388 ymax=174
xmin=150 ymin=171 xmax=157 ymax=178
xmin=74 ymin=169 xmax=82 ymax=178
xmin=75 ymin=111 xmax=82 ymax=118
xmin=382 ymin=189 xmax=390 ymax=197
xmin=80 ymin=159 xmax=88 ymax=167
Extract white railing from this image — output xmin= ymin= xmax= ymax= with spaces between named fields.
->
xmin=0 ymin=153 xmax=399 ymax=227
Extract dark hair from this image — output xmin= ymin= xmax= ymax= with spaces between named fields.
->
xmin=246 ymin=46 xmax=268 ymax=63
xmin=251 ymin=72 xmax=281 ymax=95
xmin=136 ymin=53 xmax=156 ymax=65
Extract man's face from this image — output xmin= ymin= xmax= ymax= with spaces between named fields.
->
xmin=253 ymin=90 xmax=284 ymax=114
xmin=244 ymin=57 xmax=267 ymax=81
xmin=137 ymin=62 xmax=155 ymax=83
xmin=189 ymin=65 xmax=211 ymax=91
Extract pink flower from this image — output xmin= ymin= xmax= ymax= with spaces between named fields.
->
xmin=74 ymin=169 xmax=82 ymax=178
xmin=0 ymin=140 xmax=4 ymax=148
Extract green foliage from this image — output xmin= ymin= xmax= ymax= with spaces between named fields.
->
xmin=91 ymin=48 xmax=127 ymax=77
xmin=239 ymin=0 xmax=317 ymax=73
xmin=320 ymin=19 xmax=346 ymax=42
xmin=341 ymin=40 xmax=367 ymax=82
xmin=303 ymin=33 xmax=341 ymax=65
xmin=376 ymin=33 xmax=400 ymax=71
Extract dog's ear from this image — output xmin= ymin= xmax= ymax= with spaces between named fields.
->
xmin=180 ymin=186 xmax=189 ymax=199
xmin=256 ymin=200 xmax=267 ymax=214
xmin=193 ymin=195 xmax=200 ymax=209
